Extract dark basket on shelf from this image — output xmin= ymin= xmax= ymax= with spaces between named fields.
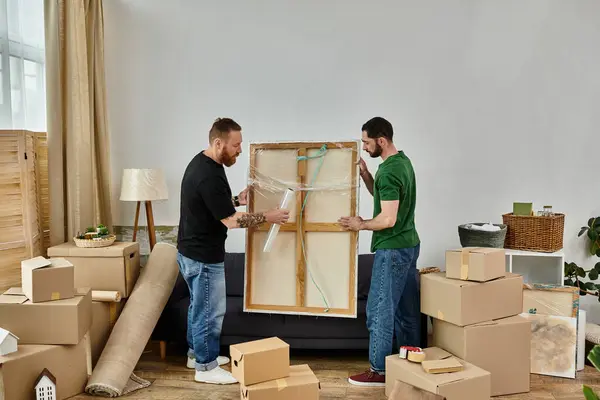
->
xmin=458 ymin=223 xmax=507 ymax=248
xmin=502 ymin=213 xmax=564 ymax=253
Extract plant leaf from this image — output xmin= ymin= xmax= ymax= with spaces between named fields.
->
xmin=588 ymin=345 xmax=600 ymax=370
xmin=578 ymin=267 xmax=587 ymax=278
xmin=590 ymin=230 xmax=599 ymax=242
xmin=590 ymin=218 xmax=596 ymax=228
xmin=580 ymin=227 xmax=589 ymax=237
xmin=590 ymin=270 xmax=599 ymax=281
xmin=564 ymin=278 xmax=575 ymax=286
xmin=596 ymin=247 xmax=600 ymax=258
xmin=581 ymin=290 xmax=588 ymax=296
xmin=586 ymin=281 xmax=597 ymax=290
xmin=583 ymin=385 xmax=600 ymax=400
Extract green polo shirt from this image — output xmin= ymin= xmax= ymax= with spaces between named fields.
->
xmin=370 ymin=151 xmax=420 ymax=252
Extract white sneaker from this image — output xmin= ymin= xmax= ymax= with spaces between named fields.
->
xmin=187 ymin=356 xmax=230 ymax=369
xmin=195 ymin=366 xmax=238 ymax=384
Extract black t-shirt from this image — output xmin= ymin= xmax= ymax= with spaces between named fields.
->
xmin=177 ymin=151 xmax=237 ymax=263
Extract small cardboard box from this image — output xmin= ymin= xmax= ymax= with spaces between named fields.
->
xmin=421 ymin=272 xmax=523 ymax=326
xmin=0 ymin=336 xmax=89 ymax=400
xmin=240 ymin=364 xmax=320 ymax=400
xmin=445 ymin=247 xmax=505 ymax=282
xmin=0 ymin=287 xmax=92 ymax=344
xmin=432 ymin=315 xmax=531 ymax=396
xmin=230 ymin=337 xmax=290 ymax=386
xmin=47 ymin=241 xmax=140 ymax=298
xmin=21 ymin=256 xmax=75 ymax=302
xmin=90 ymin=300 xmax=125 ymax=367
xmin=385 ymin=347 xmax=491 ymax=399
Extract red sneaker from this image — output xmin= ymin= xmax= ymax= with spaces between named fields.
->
xmin=348 ymin=370 xmax=386 ymax=387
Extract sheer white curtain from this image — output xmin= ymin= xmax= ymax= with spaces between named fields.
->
xmin=0 ymin=0 xmax=46 ymax=132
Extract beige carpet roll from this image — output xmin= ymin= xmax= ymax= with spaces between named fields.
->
xmin=85 ymin=243 xmax=179 ymax=397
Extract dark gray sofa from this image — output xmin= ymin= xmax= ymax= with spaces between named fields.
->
xmin=152 ymin=252 xmax=427 ymax=352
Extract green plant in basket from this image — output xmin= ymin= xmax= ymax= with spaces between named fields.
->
xmin=564 ymin=216 xmax=600 ymax=300
xmin=583 ymin=345 xmax=600 ymax=399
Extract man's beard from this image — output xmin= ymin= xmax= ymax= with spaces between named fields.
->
xmin=368 ymin=143 xmax=382 ymax=158
xmin=220 ymin=151 xmax=239 ymax=167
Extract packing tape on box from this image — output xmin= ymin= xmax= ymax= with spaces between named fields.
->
xmin=276 ymin=378 xmax=287 ymax=391
xmin=460 ymin=249 xmax=470 ymax=280
xmin=51 ymin=291 xmax=60 ymax=300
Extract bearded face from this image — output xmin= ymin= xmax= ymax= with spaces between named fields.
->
xmin=216 ymin=130 xmax=242 ymax=167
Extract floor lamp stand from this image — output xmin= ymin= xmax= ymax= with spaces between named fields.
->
xmin=132 ymin=200 xmax=157 ymax=251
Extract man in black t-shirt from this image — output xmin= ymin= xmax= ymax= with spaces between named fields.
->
xmin=177 ymin=118 xmax=289 ymax=384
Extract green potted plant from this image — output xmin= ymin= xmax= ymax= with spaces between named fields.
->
xmin=564 ymin=217 xmax=600 ymax=299
xmin=584 ymin=345 xmax=600 ymax=399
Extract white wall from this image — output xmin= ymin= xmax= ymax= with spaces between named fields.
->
xmin=104 ymin=1 xmax=600 ymax=315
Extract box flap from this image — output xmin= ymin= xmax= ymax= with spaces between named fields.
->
xmin=48 ymin=258 xmax=74 ymax=268
xmin=423 ymin=347 xmax=453 ymax=361
xmin=0 ymin=294 xmax=27 ymax=304
xmin=231 ymin=337 xmax=288 ymax=355
xmin=448 ymin=247 xmax=503 ymax=255
xmin=21 ymin=256 xmax=52 ymax=271
xmin=0 ymin=287 xmax=88 ymax=306
xmin=426 ymin=272 xmax=520 ymax=288
xmin=4 ymin=288 xmax=24 ymax=295
xmin=242 ymin=364 xmax=319 ymax=390
xmin=47 ymin=241 xmax=139 ymax=257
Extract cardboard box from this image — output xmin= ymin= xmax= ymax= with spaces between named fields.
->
xmin=432 ymin=315 xmax=531 ymax=396
xmin=445 ymin=247 xmax=505 ymax=282
xmin=389 ymin=380 xmax=445 ymax=400
xmin=385 ymin=347 xmax=491 ymax=399
xmin=240 ymin=364 xmax=320 ymax=400
xmin=421 ymin=272 xmax=523 ymax=326
xmin=21 ymin=256 xmax=75 ymax=303
xmin=230 ymin=337 xmax=290 ymax=386
xmin=0 ymin=337 xmax=89 ymax=400
xmin=90 ymin=300 xmax=125 ymax=367
xmin=0 ymin=287 xmax=92 ymax=345
xmin=47 ymin=241 xmax=140 ymax=298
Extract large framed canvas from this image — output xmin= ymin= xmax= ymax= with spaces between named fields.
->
xmin=243 ymin=141 xmax=360 ymax=318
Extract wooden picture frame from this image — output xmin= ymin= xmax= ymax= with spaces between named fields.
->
xmin=243 ymin=141 xmax=360 ymax=318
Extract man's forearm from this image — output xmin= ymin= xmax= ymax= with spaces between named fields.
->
xmin=360 ymin=213 xmax=395 ymax=231
xmin=361 ymin=172 xmax=374 ymax=195
xmin=222 ymin=212 xmax=266 ymax=229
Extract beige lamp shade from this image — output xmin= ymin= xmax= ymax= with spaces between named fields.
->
xmin=120 ymin=168 xmax=169 ymax=201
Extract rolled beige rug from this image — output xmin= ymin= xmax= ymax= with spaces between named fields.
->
xmin=85 ymin=242 xmax=179 ymax=397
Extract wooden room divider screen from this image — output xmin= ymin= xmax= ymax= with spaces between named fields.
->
xmin=0 ymin=130 xmax=49 ymax=292
xmin=244 ymin=141 xmax=360 ymax=318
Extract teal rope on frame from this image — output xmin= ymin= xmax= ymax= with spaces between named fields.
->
xmin=297 ymin=144 xmax=330 ymax=312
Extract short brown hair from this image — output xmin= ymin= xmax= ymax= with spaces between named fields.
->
xmin=209 ymin=117 xmax=242 ymax=143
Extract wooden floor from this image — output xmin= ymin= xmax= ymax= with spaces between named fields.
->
xmin=69 ymin=343 xmax=600 ymax=400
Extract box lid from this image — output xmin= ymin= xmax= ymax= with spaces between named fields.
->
xmin=47 ymin=241 xmax=139 ymax=257
xmin=425 ymin=272 xmax=520 ymax=288
xmin=241 ymin=364 xmax=320 ymax=397
xmin=387 ymin=347 xmax=490 ymax=393
xmin=447 ymin=247 xmax=504 ymax=255
xmin=21 ymin=256 xmax=52 ymax=272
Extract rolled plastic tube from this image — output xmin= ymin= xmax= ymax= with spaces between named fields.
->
xmin=263 ymin=188 xmax=295 ymax=252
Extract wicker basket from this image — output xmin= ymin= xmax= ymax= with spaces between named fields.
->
xmin=73 ymin=234 xmax=117 ymax=248
xmin=458 ymin=223 xmax=507 ymax=248
xmin=502 ymin=213 xmax=564 ymax=253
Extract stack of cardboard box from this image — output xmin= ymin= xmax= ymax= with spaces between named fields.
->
xmin=230 ymin=337 xmax=321 ymax=400
xmin=416 ymin=247 xmax=530 ymax=398
xmin=47 ymin=241 xmax=140 ymax=367
xmin=0 ymin=256 xmax=92 ymax=399
xmin=0 ymin=240 xmax=140 ymax=399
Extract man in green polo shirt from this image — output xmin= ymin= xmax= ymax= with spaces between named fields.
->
xmin=339 ymin=116 xmax=421 ymax=387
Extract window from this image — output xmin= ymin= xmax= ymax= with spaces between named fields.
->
xmin=0 ymin=0 xmax=46 ymax=132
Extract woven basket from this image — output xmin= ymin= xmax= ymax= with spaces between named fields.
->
xmin=73 ymin=234 xmax=117 ymax=248
xmin=502 ymin=213 xmax=564 ymax=253
xmin=458 ymin=223 xmax=507 ymax=248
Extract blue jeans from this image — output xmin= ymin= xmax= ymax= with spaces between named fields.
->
xmin=367 ymin=245 xmax=421 ymax=373
xmin=177 ymin=252 xmax=226 ymax=372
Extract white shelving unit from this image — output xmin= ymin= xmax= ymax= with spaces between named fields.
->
xmin=505 ymin=249 xmax=564 ymax=285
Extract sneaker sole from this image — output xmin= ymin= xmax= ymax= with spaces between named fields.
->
xmin=187 ymin=357 xmax=230 ymax=369
xmin=348 ymin=377 xmax=385 ymax=387
xmin=194 ymin=378 xmax=238 ymax=385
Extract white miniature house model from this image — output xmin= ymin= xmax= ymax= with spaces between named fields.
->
xmin=0 ymin=327 xmax=18 ymax=356
xmin=34 ymin=368 xmax=57 ymax=400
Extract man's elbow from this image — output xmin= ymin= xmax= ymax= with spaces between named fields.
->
xmin=383 ymin=215 xmax=396 ymax=228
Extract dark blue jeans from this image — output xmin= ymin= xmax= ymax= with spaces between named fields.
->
xmin=177 ymin=252 xmax=226 ymax=372
xmin=367 ymin=245 xmax=421 ymax=373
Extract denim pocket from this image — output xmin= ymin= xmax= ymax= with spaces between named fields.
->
xmin=177 ymin=253 xmax=202 ymax=279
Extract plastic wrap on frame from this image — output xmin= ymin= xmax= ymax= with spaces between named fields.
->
xmin=523 ymin=283 xmax=580 ymax=318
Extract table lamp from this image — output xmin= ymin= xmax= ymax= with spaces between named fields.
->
xmin=119 ymin=168 xmax=169 ymax=250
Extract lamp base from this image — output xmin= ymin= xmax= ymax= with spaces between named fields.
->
xmin=132 ymin=201 xmax=157 ymax=251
